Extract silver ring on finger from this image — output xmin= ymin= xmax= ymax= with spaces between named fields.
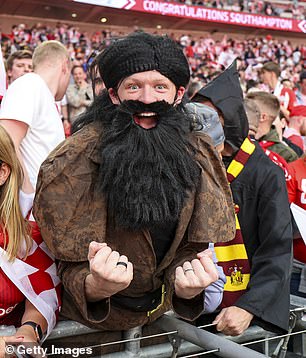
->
xmin=184 ymin=268 xmax=194 ymax=274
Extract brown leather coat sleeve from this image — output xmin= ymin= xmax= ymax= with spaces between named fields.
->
xmin=57 ymin=261 xmax=111 ymax=324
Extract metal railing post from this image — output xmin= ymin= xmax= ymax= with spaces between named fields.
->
xmin=123 ymin=326 xmax=142 ymax=357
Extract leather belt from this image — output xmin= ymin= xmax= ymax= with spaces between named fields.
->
xmin=111 ymin=284 xmax=166 ymax=316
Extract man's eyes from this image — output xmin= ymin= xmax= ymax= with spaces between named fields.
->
xmin=16 ymin=64 xmax=32 ymax=68
xmin=128 ymin=84 xmax=139 ymax=90
xmin=126 ymin=84 xmax=168 ymax=90
xmin=155 ymin=85 xmax=167 ymax=90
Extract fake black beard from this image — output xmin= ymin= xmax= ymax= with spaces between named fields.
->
xmin=97 ymin=100 xmax=200 ymax=231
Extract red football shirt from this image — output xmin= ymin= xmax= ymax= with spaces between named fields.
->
xmin=287 ymin=157 xmax=306 ymax=263
xmin=0 ymin=231 xmax=25 ymax=326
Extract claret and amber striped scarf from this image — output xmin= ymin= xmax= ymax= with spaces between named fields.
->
xmin=214 ymin=137 xmax=255 ymax=308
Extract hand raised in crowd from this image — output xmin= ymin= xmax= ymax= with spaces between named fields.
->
xmin=85 ymin=242 xmax=133 ymax=301
xmin=174 ymin=249 xmax=219 ymax=300
xmin=213 ymin=306 xmax=254 ymax=336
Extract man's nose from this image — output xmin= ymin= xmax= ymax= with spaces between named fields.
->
xmin=138 ymin=87 xmax=156 ymax=104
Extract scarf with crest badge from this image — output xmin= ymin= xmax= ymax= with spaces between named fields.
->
xmin=214 ymin=137 xmax=255 ymax=308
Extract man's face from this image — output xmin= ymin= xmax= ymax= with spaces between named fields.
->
xmin=273 ymin=115 xmax=286 ymax=140
xmin=282 ymin=80 xmax=293 ymax=89
xmin=253 ymin=101 xmax=274 ymax=140
xmin=260 ymin=70 xmax=273 ymax=86
xmin=8 ymin=58 xmax=32 ymax=83
xmin=109 ymin=70 xmax=185 ymax=129
xmin=55 ymin=58 xmax=72 ymax=101
xmin=73 ymin=67 xmax=86 ymax=86
xmin=98 ymin=78 xmax=197 ymax=230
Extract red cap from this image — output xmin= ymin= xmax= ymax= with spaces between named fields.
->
xmin=290 ymin=105 xmax=306 ymax=118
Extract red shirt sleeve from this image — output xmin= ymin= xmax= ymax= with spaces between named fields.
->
xmin=286 ymin=164 xmax=298 ymax=203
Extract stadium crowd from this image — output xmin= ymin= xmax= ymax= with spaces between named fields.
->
xmin=167 ymin=0 xmax=306 ymax=19
xmin=0 ymin=15 xmax=305 ymax=357
xmin=1 ymin=21 xmax=305 ymax=90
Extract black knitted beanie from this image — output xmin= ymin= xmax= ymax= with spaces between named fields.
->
xmin=98 ymin=32 xmax=190 ymax=89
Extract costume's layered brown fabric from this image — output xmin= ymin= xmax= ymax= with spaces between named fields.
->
xmin=33 ymin=121 xmax=235 ymax=331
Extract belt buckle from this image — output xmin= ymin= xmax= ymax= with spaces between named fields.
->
xmin=147 ymin=284 xmax=166 ymax=317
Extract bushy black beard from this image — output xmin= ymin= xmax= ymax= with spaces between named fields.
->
xmin=97 ymin=99 xmax=200 ymax=231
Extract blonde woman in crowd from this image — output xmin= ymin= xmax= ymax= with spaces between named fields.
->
xmin=0 ymin=126 xmax=60 ymax=357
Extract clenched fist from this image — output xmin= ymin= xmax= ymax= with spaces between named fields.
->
xmin=174 ymin=249 xmax=219 ymax=300
xmin=85 ymin=242 xmax=133 ymax=301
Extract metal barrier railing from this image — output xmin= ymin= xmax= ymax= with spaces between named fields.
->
xmin=0 ymin=295 xmax=305 ymax=358
xmin=45 ymin=317 xmax=306 ymax=358
xmin=155 ymin=314 xmax=267 ymax=358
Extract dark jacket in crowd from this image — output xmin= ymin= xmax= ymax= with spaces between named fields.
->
xmin=231 ymin=141 xmax=292 ymax=332
xmin=195 ymin=59 xmax=292 ymax=332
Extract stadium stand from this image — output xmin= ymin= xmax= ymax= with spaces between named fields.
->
xmin=0 ymin=1 xmax=305 ymax=357
xmin=1 ymin=19 xmax=304 ymax=90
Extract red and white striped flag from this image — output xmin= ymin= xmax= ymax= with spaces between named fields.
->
xmin=0 ymin=221 xmax=61 ymax=339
